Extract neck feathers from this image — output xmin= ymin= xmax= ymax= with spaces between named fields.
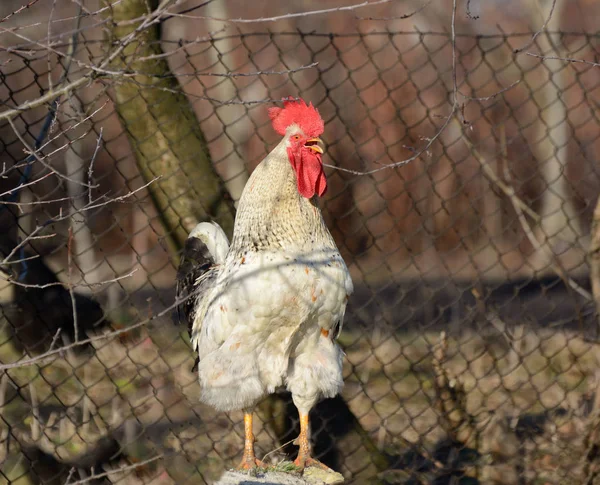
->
xmin=230 ymin=140 xmax=332 ymax=253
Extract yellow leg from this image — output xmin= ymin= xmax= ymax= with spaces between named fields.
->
xmin=293 ymin=413 xmax=333 ymax=472
xmin=236 ymin=412 xmax=266 ymax=470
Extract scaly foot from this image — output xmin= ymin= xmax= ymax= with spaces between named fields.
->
xmin=236 ymin=411 xmax=266 ymax=471
xmin=293 ymin=412 xmax=334 ymax=472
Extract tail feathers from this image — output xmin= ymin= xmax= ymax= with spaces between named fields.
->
xmin=188 ymin=221 xmax=229 ymax=265
xmin=175 ymin=222 xmax=229 ymax=334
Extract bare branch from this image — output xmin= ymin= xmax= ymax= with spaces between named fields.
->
xmin=47 ymin=0 xmax=57 ymax=92
xmin=461 ymin=126 xmax=539 ymax=222
xmin=33 ymin=102 xmax=108 ymax=160
xmin=67 ymin=227 xmax=79 ymax=342
xmin=499 ymin=146 xmax=592 ymax=301
xmin=513 ymin=0 xmax=557 ymax=54
xmin=460 ymin=80 xmax=521 ymax=101
xmin=0 ymin=286 xmax=177 ymax=371
xmin=88 ymin=129 xmax=102 ymax=205
xmin=323 ymin=0 xmax=458 ymax=176
xmin=0 ymin=0 xmax=42 ymax=24
xmin=524 ymin=51 xmax=600 ymax=68
xmin=461 ymin=124 xmax=592 ymax=302
xmin=162 ymin=0 xmax=393 ymax=23
xmin=192 ymin=62 xmax=320 ymax=78
xmin=2 ymin=268 xmax=139 ymax=290
xmin=0 ymin=0 xmax=174 ymax=121
xmin=357 ymin=0 xmax=433 ymax=21
xmin=0 ymin=177 xmax=159 ymax=272
xmin=0 ymin=172 xmax=54 ymax=198
xmin=7 ymin=117 xmax=98 ymax=190
xmin=64 ymin=453 xmax=165 ymax=485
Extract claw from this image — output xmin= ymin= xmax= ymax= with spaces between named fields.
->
xmin=236 ymin=456 xmax=267 ymax=471
xmin=294 ymin=455 xmax=334 ymax=472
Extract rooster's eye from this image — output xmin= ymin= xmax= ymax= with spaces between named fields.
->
xmin=293 ymin=135 xmax=301 ymax=141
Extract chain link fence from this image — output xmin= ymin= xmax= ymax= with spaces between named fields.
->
xmin=1 ymin=1 xmax=600 ymax=483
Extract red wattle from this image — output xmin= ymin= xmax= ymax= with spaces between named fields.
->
xmin=287 ymin=147 xmax=327 ymax=199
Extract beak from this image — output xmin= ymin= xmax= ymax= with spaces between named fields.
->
xmin=306 ymin=137 xmax=324 ymax=154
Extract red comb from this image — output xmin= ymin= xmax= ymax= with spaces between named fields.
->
xmin=268 ymin=97 xmax=324 ymax=138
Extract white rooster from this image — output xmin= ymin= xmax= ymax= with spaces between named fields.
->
xmin=176 ymin=98 xmax=353 ymax=472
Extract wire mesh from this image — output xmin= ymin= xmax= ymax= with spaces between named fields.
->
xmin=1 ymin=1 xmax=600 ymax=484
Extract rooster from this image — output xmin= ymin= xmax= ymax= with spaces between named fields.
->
xmin=176 ymin=98 xmax=353 ymax=472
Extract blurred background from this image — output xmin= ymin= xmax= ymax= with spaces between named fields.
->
xmin=1 ymin=0 xmax=600 ymax=483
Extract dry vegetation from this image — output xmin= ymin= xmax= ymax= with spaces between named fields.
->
xmin=3 ymin=283 xmax=600 ymax=484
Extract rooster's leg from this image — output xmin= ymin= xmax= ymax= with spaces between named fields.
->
xmin=236 ymin=411 xmax=266 ymax=470
xmin=293 ymin=413 xmax=333 ymax=471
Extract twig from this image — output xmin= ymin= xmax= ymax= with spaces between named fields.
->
xmin=193 ymin=62 xmax=320 ymax=78
xmin=513 ymin=0 xmax=557 ymax=53
xmin=134 ymin=27 xmax=226 ymax=61
xmin=0 ymin=0 xmax=42 ymax=23
xmin=29 ymin=102 xmax=108 ymax=160
xmin=461 ymin=123 xmax=592 ymax=301
xmin=523 ymin=51 xmax=600 ymax=68
xmin=357 ymin=0 xmax=433 ymax=20
xmin=323 ymin=0 xmax=459 ymax=176
xmin=67 ymin=228 xmax=78 ymax=342
xmin=47 ymin=0 xmax=57 ymax=92
xmin=0 ymin=12 xmax=159 ymax=79
xmin=88 ymin=129 xmax=103 ymax=205
xmin=49 ymin=328 xmax=62 ymax=352
xmin=0 ymin=77 xmax=89 ymax=122
xmin=0 ymin=375 xmax=7 ymax=411
xmin=450 ymin=0 xmax=458 ymax=104
xmin=0 ymin=0 xmax=173 ymax=121
xmin=3 ymin=268 xmax=139 ymax=290
xmin=7 ymin=117 xmax=98 ymax=189
xmin=0 ymin=279 xmax=177 ymax=371
xmin=1 ymin=5 xmax=82 ymax=209
xmin=115 ymin=62 xmax=320 ymax=77
xmin=460 ymin=80 xmax=521 ymax=101
xmin=0 ymin=172 xmax=54 ymax=198
xmin=65 ymin=467 xmax=78 ymax=485
xmin=156 ymin=0 xmax=393 ymax=24
xmin=460 ymin=126 xmax=539 ymax=221
xmin=260 ymin=438 xmax=295 ymax=463
xmin=82 ymin=365 xmax=90 ymax=435
xmin=62 ymin=453 xmax=165 ymax=485
xmin=499 ymin=144 xmax=592 ymax=301
xmin=0 ymin=177 xmax=159 ymax=270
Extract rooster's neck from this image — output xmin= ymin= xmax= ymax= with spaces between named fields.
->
xmin=229 ymin=141 xmax=334 ymax=254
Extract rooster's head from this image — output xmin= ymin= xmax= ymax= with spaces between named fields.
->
xmin=269 ymin=97 xmax=326 ymax=199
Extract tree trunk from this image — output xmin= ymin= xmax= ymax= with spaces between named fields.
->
xmin=527 ymin=0 xmax=582 ymax=249
xmin=202 ymin=0 xmax=250 ymax=207
xmin=102 ymin=0 xmax=236 ymax=258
